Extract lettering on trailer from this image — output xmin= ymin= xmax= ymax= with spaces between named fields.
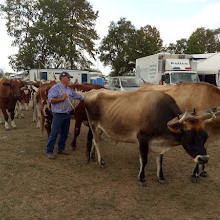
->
xmin=171 ymin=61 xmax=188 ymax=65
xmin=149 ymin=64 xmax=157 ymax=78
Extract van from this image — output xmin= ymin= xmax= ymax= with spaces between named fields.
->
xmin=108 ymin=76 xmax=144 ymax=91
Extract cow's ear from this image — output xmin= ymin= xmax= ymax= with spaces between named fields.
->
xmin=3 ymin=82 xmax=11 ymax=87
xmin=167 ymin=123 xmax=183 ymax=134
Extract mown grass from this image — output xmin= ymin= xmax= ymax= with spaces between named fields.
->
xmin=0 ymin=109 xmax=220 ymax=219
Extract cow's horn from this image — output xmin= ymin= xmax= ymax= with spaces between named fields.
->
xmin=179 ymin=110 xmax=188 ymax=124
xmin=203 ymin=110 xmax=216 ymax=124
xmin=22 ymin=76 xmax=29 ymax=81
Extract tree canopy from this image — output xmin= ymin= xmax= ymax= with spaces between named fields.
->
xmin=166 ymin=27 xmax=220 ymax=54
xmin=0 ymin=0 xmax=99 ymax=71
xmin=1 ymin=1 xmax=220 ymax=75
xmin=99 ymin=18 xmax=163 ymax=76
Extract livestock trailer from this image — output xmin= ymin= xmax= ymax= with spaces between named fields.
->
xmin=29 ymin=68 xmax=90 ymax=84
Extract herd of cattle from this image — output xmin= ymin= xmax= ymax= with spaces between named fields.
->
xmin=0 ymin=77 xmax=220 ymax=186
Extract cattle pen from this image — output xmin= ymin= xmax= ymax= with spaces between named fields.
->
xmin=0 ymin=107 xmax=220 ymax=219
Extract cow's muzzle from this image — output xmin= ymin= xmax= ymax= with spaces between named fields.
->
xmin=194 ymin=155 xmax=209 ymax=164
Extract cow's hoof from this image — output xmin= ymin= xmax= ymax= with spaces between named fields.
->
xmin=158 ymin=179 xmax=168 ymax=184
xmin=139 ymin=181 xmax=146 ymax=187
xmin=190 ymin=175 xmax=200 ymax=183
xmin=100 ymin=161 xmax=106 ymax=168
xmin=100 ymin=164 xmax=106 ymax=169
xmin=199 ymin=171 xmax=208 ymax=178
xmin=91 ymin=154 xmax=96 ymax=162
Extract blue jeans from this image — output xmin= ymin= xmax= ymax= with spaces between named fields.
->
xmin=46 ymin=113 xmax=71 ymax=154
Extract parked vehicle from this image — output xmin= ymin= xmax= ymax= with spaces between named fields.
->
xmin=193 ymin=53 xmax=220 ymax=87
xmin=136 ymin=53 xmax=200 ymax=84
xmin=108 ymin=76 xmax=144 ymax=91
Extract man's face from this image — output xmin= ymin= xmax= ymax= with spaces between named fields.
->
xmin=61 ymin=76 xmax=71 ymax=85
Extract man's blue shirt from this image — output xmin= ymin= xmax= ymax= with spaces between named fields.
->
xmin=48 ymin=82 xmax=84 ymax=113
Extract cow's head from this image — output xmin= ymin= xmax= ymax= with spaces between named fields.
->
xmin=167 ymin=109 xmax=218 ymax=164
xmin=3 ymin=79 xmax=25 ymax=99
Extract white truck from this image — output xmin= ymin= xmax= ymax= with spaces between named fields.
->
xmin=193 ymin=53 xmax=220 ymax=87
xmin=136 ymin=53 xmax=200 ymax=84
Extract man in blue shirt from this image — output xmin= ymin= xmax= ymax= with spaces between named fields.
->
xmin=46 ymin=72 xmax=84 ymax=159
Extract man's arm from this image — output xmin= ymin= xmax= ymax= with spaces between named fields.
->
xmin=50 ymin=94 xmax=68 ymax=104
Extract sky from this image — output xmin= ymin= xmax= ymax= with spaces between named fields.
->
xmin=0 ymin=0 xmax=220 ymax=75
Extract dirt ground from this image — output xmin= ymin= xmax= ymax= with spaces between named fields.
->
xmin=0 ymin=109 xmax=220 ymax=220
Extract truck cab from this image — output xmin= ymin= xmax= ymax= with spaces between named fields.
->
xmin=136 ymin=53 xmax=200 ymax=85
xmin=162 ymin=71 xmax=200 ymax=84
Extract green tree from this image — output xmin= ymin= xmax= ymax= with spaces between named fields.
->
xmin=0 ymin=0 xmax=99 ymax=71
xmin=99 ymin=18 xmax=136 ymax=76
xmin=135 ymin=25 xmax=163 ymax=57
xmin=99 ymin=18 xmax=162 ymax=76
xmin=213 ymin=27 xmax=220 ymax=52
xmin=186 ymin=27 xmax=218 ymax=54
xmin=166 ymin=38 xmax=188 ymax=54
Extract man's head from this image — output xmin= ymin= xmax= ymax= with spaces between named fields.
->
xmin=59 ymin=72 xmax=73 ymax=86
xmin=59 ymin=72 xmax=73 ymax=80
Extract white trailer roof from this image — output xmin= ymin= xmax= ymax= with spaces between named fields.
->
xmin=194 ymin=53 xmax=220 ymax=74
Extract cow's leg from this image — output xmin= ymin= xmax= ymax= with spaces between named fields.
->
xmin=0 ymin=112 xmax=3 ymax=124
xmin=199 ymin=164 xmax=208 ymax=177
xmin=93 ymin=139 xmax=105 ymax=168
xmin=36 ymin=104 xmax=41 ymax=128
xmin=138 ymin=135 xmax=149 ymax=187
xmin=86 ymin=128 xmax=95 ymax=163
xmin=199 ymin=143 xmax=208 ymax=177
xmin=71 ymin=119 xmax=83 ymax=151
xmin=15 ymin=103 xmax=19 ymax=118
xmin=20 ymin=103 xmax=25 ymax=118
xmin=15 ymin=101 xmax=24 ymax=118
xmin=191 ymin=164 xmax=200 ymax=183
xmin=45 ymin=112 xmax=53 ymax=137
xmin=32 ymin=94 xmax=37 ymax=122
xmin=92 ymin=127 xmax=105 ymax=168
xmin=32 ymin=104 xmax=37 ymax=122
xmin=156 ymin=154 xmax=166 ymax=183
xmin=1 ymin=108 xmax=10 ymax=130
xmin=10 ymin=109 xmax=17 ymax=128
xmin=25 ymin=103 xmax=29 ymax=111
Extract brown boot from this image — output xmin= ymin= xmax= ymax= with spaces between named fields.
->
xmin=57 ymin=150 xmax=70 ymax=155
xmin=47 ymin=153 xmax=56 ymax=159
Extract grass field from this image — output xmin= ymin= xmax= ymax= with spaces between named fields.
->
xmin=0 ymin=109 xmax=220 ymax=219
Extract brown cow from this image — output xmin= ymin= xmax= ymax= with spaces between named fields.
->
xmin=84 ymin=89 xmax=218 ymax=185
xmin=139 ymin=82 xmax=220 ymax=140
xmin=35 ymin=81 xmax=56 ymax=135
xmin=139 ymin=82 xmax=220 ymax=177
xmin=15 ymin=85 xmax=32 ymax=118
xmin=0 ymin=78 xmax=27 ymax=130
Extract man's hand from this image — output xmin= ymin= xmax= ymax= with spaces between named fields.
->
xmin=51 ymin=93 xmax=68 ymax=104
xmin=62 ymin=93 xmax=68 ymax=101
